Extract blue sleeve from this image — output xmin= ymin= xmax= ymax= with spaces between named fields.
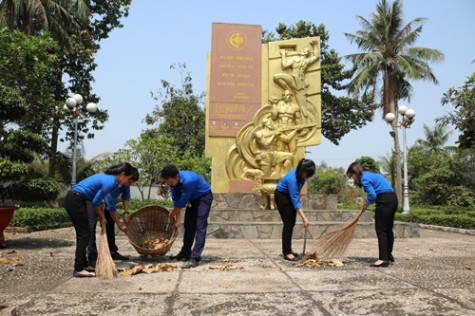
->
xmin=91 ymin=181 xmax=115 ymax=207
xmin=121 ymin=187 xmax=131 ymax=201
xmin=361 ymin=177 xmax=377 ymax=204
xmin=174 ymin=184 xmax=194 ymax=209
xmin=104 ymin=193 xmax=117 ymax=212
xmin=289 ymin=179 xmax=303 ymax=210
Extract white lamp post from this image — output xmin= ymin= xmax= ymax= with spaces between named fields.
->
xmin=384 ymin=106 xmax=416 ymax=214
xmin=63 ymin=94 xmax=97 ymax=186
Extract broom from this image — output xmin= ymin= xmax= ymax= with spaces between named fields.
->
xmin=95 ymin=222 xmax=117 ymax=279
xmin=314 ymin=208 xmax=366 ymax=259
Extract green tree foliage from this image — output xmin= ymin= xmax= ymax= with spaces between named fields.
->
xmin=146 ymin=63 xmax=206 ymax=157
xmin=263 ymin=21 xmax=375 ymax=145
xmin=356 ymin=156 xmax=381 ymax=172
xmin=409 ymin=148 xmax=475 ymax=207
xmin=0 ymin=26 xmax=57 ymax=136
xmin=0 ymin=28 xmax=60 ymax=203
xmin=378 ymin=152 xmax=397 ymax=189
xmin=308 ymin=162 xmax=346 ymax=195
xmin=0 ymin=0 xmax=132 ymax=178
xmin=441 ymin=73 xmax=475 ymax=150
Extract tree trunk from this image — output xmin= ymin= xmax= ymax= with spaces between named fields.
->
xmin=48 ymin=64 xmax=65 ymax=178
xmin=48 ymin=120 xmax=59 ymax=178
xmin=392 ymin=121 xmax=403 ymax=204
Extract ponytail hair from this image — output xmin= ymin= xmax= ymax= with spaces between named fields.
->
xmin=296 ymin=158 xmax=316 ymax=183
xmin=346 ymin=161 xmax=364 ymax=187
xmin=105 ymin=162 xmax=134 ymax=176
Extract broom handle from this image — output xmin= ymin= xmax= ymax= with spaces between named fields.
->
xmin=340 ymin=208 xmax=366 ymax=229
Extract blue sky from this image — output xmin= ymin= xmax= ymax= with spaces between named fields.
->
xmin=71 ymin=0 xmax=475 ymax=169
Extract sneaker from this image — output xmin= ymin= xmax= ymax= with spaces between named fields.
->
xmin=111 ymin=252 xmax=129 ymax=260
xmin=169 ymin=253 xmax=190 ymax=261
xmin=183 ymin=258 xmax=200 ymax=269
xmin=84 ymin=265 xmax=96 ymax=272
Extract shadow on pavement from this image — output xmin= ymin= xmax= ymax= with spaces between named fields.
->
xmin=3 ymin=237 xmax=73 ymax=249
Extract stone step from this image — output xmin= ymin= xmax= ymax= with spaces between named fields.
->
xmin=209 ymin=209 xmax=373 ymax=223
xmin=205 ymin=221 xmax=419 ymax=239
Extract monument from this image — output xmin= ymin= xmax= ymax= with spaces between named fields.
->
xmin=205 ymin=23 xmax=321 ymax=209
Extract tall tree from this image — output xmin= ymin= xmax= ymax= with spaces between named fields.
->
xmin=146 ymin=63 xmax=206 ymax=157
xmin=263 ymin=21 xmax=375 ymax=145
xmin=414 ymin=121 xmax=454 ymax=153
xmin=344 ymin=0 xmax=444 ymax=202
xmin=440 ymin=72 xmax=475 ymax=150
xmin=0 ymin=0 xmax=132 ymax=178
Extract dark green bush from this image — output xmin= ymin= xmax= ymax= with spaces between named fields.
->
xmin=9 ymin=178 xmax=60 ymax=202
xmin=396 ymin=212 xmax=475 ymax=230
xmin=10 ymin=207 xmax=71 ymax=229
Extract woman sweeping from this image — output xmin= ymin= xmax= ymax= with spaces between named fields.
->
xmin=346 ymin=161 xmax=398 ymax=267
xmin=274 ymin=158 xmax=316 ymax=261
xmin=64 ymin=162 xmax=136 ymax=277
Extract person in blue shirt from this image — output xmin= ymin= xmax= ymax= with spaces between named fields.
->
xmin=346 ymin=161 xmax=398 ymax=268
xmin=274 ymin=158 xmax=315 ymax=261
xmin=86 ymin=167 xmax=139 ymax=267
xmin=160 ymin=164 xmax=213 ymax=269
xmin=63 ymin=162 xmax=136 ymax=277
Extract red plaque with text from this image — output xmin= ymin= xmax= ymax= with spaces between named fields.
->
xmin=209 ymin=23 xmax=262 ymax=137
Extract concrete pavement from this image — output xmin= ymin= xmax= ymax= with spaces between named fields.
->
xmin=1 ymin=227 xmax=475 ymax=315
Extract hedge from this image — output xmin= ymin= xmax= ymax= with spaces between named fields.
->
xmin=10 ymin=199 xmax=173 ymax=230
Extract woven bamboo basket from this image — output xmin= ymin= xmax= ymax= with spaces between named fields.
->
xmin=126 ymin=205 xmax=178 ymax=256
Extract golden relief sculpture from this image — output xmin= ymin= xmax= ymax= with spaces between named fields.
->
xmin=226 ymin=39 xmax=321 ymax=209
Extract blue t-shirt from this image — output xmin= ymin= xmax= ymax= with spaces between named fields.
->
xmin=170 ymin=171 xmax=211 ymax=208
xmin=361 ymin=171 xmax=394 ymax=204
xmin=276 ymin=169 xmax=305 ymax=209
xmin=71 ymin=173 xmax=119 ymax=207
xmin=104 ymin=186 xmax=131 ymax=212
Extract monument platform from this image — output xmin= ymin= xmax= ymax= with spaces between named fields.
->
xmin=204 ymin=194 xmax=419 ymax=239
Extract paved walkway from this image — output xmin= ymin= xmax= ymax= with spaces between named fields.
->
xmin=1 ymin=227 xmax=475 ymax=315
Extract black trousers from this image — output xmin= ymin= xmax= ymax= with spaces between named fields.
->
xmin=64 ymin=191 xmax=90 ymax=272
xmin=274 ymin=189 xmax=297 ymax=256
xmin=374 ymin=192 xmax=398 ymax=261
xmin=180 ymin=192 xmax=213 ymax=260
xmin=87 ymin=204 xmax=118 ymax=265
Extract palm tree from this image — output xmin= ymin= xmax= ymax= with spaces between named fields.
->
xmin=415 ymin=121 xmax=456 ymax=153
xmin=0 ymin=0 xmax=88 ymax=46
xmin=344 ymin=0 xmax=444 ymax=202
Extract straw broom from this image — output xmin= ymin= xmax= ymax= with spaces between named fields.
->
xmin=314 ymin=208 xmax=365 ymax=259
xmin=95 ymin=222 xmax=117 ymax=279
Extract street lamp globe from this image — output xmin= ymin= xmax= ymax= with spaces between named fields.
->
xmin=405 ymin=108 xmax=416 ymax=119
xmin=398 ymin=105 xmax=408 ymax=115
xmin=72 ymin=94 xmax=84 ymax=105
xmin=65 ymin=97 xmax=77 ymax=109
xmin=384 ymin=112 xmax=396 ymax=123
xmin=86 ymin=102 xmax=98 ymax=113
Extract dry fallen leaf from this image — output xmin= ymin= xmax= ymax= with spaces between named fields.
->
xmin=0 ymin=258 xmax=9 ymax=264
xmin=209 ymin=263 xmax=243 ymax=271
xmin=326 ymin=259 xmax=344 ymax=267
xmin=464 ymin=265 xmax=472 ymax=270
xmin=119 ymin=263 xmax=175 ymax=276
xmin=218 ymin=282 xmax=232 ymax=288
